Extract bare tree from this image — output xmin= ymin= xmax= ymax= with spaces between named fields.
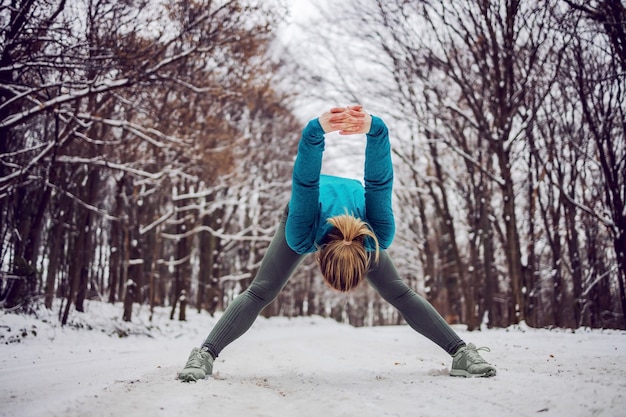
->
xmin=0 ymin=0 xmax=300 ymax=323
xmin=557 ymin=0 xmax=626 ymax=327
xmin=284 ymin=0 xmax=625 ymax=329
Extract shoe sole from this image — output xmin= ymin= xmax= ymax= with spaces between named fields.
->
xmin=178 ymin=372 xmax=208 ymax=382
xmin=450 ymin=369 xmax=496 ymax=378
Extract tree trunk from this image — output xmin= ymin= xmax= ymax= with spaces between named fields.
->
xmin=61 ymin=200 xmax=90 ymax=325
xmin=496 ymin=146 xmax=525 ymax=325
xmin=614 ymin=224 xmax=626 ymax=329
xmin=427 ymin=140 xmax=466 ymax=323
xmin=45 ymin=215 xmax=65 ymax=309
xmin=178 ymin=290 xmax=187 ymax=321
xmin=524 ymin=138 xmax=539 ymax=328
xmin=122 ymin=279 xmax=137 ymax=322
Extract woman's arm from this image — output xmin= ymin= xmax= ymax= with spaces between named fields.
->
xmin=364 ymin=116 xmax=395 ymax=248
xmin=286 ymin=118 xmax=325 ymax=254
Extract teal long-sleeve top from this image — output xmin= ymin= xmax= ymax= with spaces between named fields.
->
xmin=286 ymin=115 xmax=395 ymax=254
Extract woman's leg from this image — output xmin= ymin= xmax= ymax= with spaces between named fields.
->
xmin=366 ymin=250 xmax=465 ymax=355
xmin=202 ymin=208 xmax=306 ymax=358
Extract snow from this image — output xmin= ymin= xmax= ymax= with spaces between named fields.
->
xmin=1 ymin=301 xmax=625 ymax=417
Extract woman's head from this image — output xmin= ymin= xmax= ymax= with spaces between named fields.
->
xmin=316 ymin=214 xmax=380 ymax=292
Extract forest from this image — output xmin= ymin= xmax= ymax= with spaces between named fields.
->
xmin=1 ymin=0 xmax=625 ymax=331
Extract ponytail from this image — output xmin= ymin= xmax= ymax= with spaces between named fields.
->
xmin=317 ymin=214 xmax=380 ymax=292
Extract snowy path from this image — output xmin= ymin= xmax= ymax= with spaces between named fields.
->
xmin=1 ymin=307 xmax=625 ymax=417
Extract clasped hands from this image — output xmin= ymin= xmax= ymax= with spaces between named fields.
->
xmin=318 ymin=105 xmax=372 ymax=135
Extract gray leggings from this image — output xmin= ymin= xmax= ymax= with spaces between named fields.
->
xmin=202 ymin=208 xmax=465 ymax=358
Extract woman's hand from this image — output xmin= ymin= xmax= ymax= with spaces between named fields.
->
xmin=318 ymin=105 xmax=372 ymax=135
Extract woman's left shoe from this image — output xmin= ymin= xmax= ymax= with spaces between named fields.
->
xmin=450 ymin=343 xmax=496 ymax=377
xmin=177 ymin=347 xmax=214 ymax=382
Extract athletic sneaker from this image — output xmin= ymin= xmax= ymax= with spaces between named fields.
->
xmin=450 ymin=343 xmax=496 ymax=377
xmin=178 ymin=347 xmax=214 ymax=382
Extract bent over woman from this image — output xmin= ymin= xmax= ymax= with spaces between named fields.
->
xmin=178 ymin=105 xmax=496 ymax=381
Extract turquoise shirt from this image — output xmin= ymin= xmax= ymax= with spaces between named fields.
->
xmin=286 ymin=115 xmax=395 ymax=254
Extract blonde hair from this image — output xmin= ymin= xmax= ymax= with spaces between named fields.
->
xmin=316 ymin=214 xmax=380 ymax=292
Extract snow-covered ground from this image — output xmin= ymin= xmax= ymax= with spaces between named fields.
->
xmin=1 ymin=301 xmax=625 ymax=417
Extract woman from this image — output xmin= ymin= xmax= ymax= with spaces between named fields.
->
xmin=178 ymin=106 xmax=496 ymax=381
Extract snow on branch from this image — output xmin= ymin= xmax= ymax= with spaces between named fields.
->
xmin=160 ymin=224 xmax=275 ymax=243
xmin=434 ymin=139 xmax=506 ymax=186
xmin=0 ymin=78 xmax=131 ymax=129
xmin=156 ymin=253 xmax=192 ymax=267
xmin=54 ymin=156 xmax=169 ymax=181
xmin=0 ymin=42 xmax=204 ymax=131
xmin=74 ymin=113 xmax=186 ymax=147
xmin=218 ymin=272 xmax=253 ymax=283
xmin=139 ymin=210 xmax=175 ymax=235
xmin=0 ymin=140 xmax=56 ymax=188
xmin=561 ymin=188 xmax=614 ymax=228
xmin=43 ymin=179 xmax=119 ymax=221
